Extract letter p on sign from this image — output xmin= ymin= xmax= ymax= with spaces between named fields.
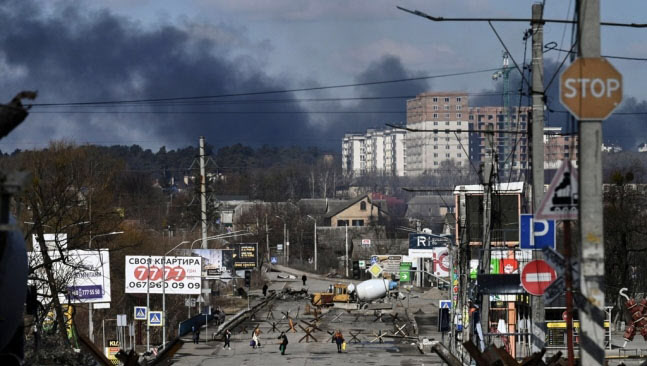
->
xmin=560 ymin=57 xmax=622 ymax=120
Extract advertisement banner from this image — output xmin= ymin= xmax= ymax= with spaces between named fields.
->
xmin=124 ymin=256 xmax=201 ymax=294
xmin=177 ymin=249 xmax=234 ymax=279
xmin=233 ymin=243 xmax=257 ymax=269
xmin=28 ymin=249 xmax=111 ymax=304
xmin=32 ymin=233 xmax=68 ymax=252
xmin=408 ymin=233 xmax=452 ymax=258
xmin=432 ymin=247 xmax=450 ymax=277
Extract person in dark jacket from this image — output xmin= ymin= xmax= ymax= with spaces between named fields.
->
xmin=277 ymin=332 xmax=288 ymax=355
xmin=262 ymin=283 xmax=268 ymax=297
xmin=333 ymin=329 xmax=344 ymax=353
xmin=223 ymin=329 xmax=232 ymax=350
xmin=302 ymin=274 xmax=307 ymax=286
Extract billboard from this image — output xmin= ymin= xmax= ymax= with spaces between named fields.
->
xmin=233 ymin=243 xmax=258 ymax=269
xmin=408 ymin=233 xmax=452 ymax=258
xmin=28 ymin=249 xmax=111 ymax=304
xmin=369 ymin=255 xmax=402 ymax=274
xmin=124 ymin=256 xmax=201 ymax=294
xmin=177 ymin=249 xmax=234 ymax=279
xmin=32 ymin=233 xmax=68 ymax=252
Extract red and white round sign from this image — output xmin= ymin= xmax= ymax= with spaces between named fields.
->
xmin=521 ymin=260 xmax=556 ymax=296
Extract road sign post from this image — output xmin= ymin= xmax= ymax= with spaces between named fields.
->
xmin=520 ymin=214 xmax=556 ymax=250
xmin=560 ymin=58 xmax=622 ymax=121
xmin=134 ymin=306 xmax=147 ymax=321
xmin=521 ymin=260 xmax=557 ymax=296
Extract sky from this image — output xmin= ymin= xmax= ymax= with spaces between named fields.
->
xmin=1 ymin=0 xmax=646 ymax=152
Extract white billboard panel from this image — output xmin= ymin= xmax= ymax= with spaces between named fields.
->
xmin=125 ymin=256 xmax=201 ymax=294
xmin=28 ymin=249 xmax=111 ymax=304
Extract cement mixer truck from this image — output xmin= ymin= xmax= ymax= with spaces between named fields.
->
xmin=311 ymin=279 xmax=398 ymax=307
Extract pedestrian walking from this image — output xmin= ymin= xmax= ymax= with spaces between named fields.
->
xmin=262 ymin=283 xmax=268 ymax=297
xmin=251 ymin=328 xmax=262 ymax=349
xmin=192 ymin=326 xmax=201 ymax=344
xmin=277 ymin=332 xmax=288 ymax=355
xmin=333 ymin=329 xmax=344 ymax=353
xmin=223 ymin=329 xmax=232 ymax=350
xmin=302 ymin=274 xmax=307 ymax=286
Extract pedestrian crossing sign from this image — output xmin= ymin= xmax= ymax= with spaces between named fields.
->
xmin=439 ymin=300 xmax=452 ymax=309
xmin=148 ymin=311 xmax=163 ymax=326
xmin=134 ymin=306 xmax=147 ymax=320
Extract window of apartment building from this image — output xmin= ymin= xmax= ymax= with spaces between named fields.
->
xmin=433 ymin=121 xmax=438 ymax=126
xmin=469 ymin=114 xmax=474 ymax=120
xmin=564 ymin=145 xmax=569 ymax=150
xmin=446 ymin=153 xmax=450 ymax=158
xmin=456 ymin=97 xmax=462 ymax=102
xmin=444 ymin=97 xmax=450 ymax=102
xmin=444 ymin=105 xmax=450 ymax=110
xmin=457 ymin=121 xmax=462 ymax=126
xmin=434 ymin=161 xmax=439 ymax=166
xmin=457 ymin=153 xmax=462 ymax=158
xmin=434 ymin=145 xmax=438 ymax=150
xmin=565 ymin=137 xmax=570 ymax=141
xmin=337 ymin=219 xmax=349 ymax=226
xmin=434 ymin=137 xmax=438 ymax=141
xmin=432 ymin=97 xmax=438 ymax=102
xmin=446 ymin=137 xmax=450 ymax=141
xmin=360 ymin=201 xmax=367 ymax=210
xmin=433 ymin=105 xmax=439 ymax=111
xmin=457 ymin=114 xmax=462 ymax=119
xmin=352 ymin=220 xmax=365 ymax=227
xmin=433 ymin=113 xmax=438 ymax=118
xmin=445 ymin=113 xmax=450 ymax=119
xmin=456 ymin=105 xmax=462 ymax=110
xmin=446 ymin=145 xmax=450 ymax=149
xmin=434 ymin=153 xmax=438 ymax=157
xmin=445 ymin=121 xmax=450 ymax=126
xmin=488 ymin=115 xmax=494 ymax=120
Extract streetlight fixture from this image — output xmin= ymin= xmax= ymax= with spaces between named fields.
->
xmin=306 ymin=215 xmax=317 ymax=272
xmin=88 ymin=231 xmax=124 ymax=344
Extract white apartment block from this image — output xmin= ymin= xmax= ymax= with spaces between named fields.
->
xmin=342 ymin=128 xmax=406 ymax=177
xmin=405 ymin=92 xmax=470 ymax=176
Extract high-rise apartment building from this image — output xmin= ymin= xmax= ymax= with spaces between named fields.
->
xmin=468 ymin=106 xmax=530 ymax=173
xmin=405 ymin=92 xmax=470 ymax=176
xmin=544 ymin=127 xmax=579 ymax=169
xmin=342 ymin=128 xmax=406 ymax=177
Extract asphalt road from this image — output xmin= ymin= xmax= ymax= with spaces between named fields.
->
xmin=171 ymin=267 xmax=445 ymax=365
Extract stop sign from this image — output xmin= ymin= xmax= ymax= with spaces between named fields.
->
xmin=521 ymin=260 xmax=557 ymax=296
xmin=560 ymin=57 xmax=622 ymax=120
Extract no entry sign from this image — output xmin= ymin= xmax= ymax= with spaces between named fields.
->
xmin=521 ymin=260 xmax=557 ymax=296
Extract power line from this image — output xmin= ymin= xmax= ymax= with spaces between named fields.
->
xmin=29 ymin=68 xmax=502 ymax=107
xmin=396 ymin=6 xmax=647 ymax=28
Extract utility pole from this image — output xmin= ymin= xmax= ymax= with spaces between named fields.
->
xmin=577 ymin=1 xmax=606 ymax=365
xmin=199 ymin=136 xmax=210 ymax=311
xmin=265 ymin=215 xmax=270 ymax=262
xmin=458 ymin=189 xmax=470 ymax=360
xmin=530 ymin=2 xmax=546 ymax=354
xmin=479 ymin=124 xmax=495 ymax=348
xmin=345 ymin=224 xmax=349 ymax=278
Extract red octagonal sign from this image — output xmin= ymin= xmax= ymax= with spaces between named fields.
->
xmin=521 ymin=260 xmax=556 ymax=296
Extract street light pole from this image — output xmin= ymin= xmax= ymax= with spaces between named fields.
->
xmin=88 ymin=231 xmax=123 ymax=344
xmin=307 ymin=215 xmax=317 ymax=272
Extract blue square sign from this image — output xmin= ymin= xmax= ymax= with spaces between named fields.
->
xmin=148 ymin=311 xmax=163 ymax=326
xmin=520 ymin=214 xmax=556 ymax=250
xmin=134 ymin=306 xmax=147 ymax=320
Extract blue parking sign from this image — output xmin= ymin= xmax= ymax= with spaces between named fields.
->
xmin=520 ymin=214 xmax=556 ymax=250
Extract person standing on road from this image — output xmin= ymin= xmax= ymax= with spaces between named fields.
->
xmin=263 ymin=283 xmax=268 ymax=297
xmin=223 ymin=329 xmax=232 ymax=350
xmin=277 ymin=331 xmax=288 ymax=355
xmin=333 ymin=329 xmax=344 ymax=353
xmin=302 ymin=274 xmax=307 ymax=286
xmin=193 ymin=326 xmax=201 ymax=344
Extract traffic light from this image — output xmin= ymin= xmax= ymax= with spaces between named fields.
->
xmin=244 ymin=270 xmax=251 ymax=288
xmin=352 ymin=261 xmax=360 ymax=280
